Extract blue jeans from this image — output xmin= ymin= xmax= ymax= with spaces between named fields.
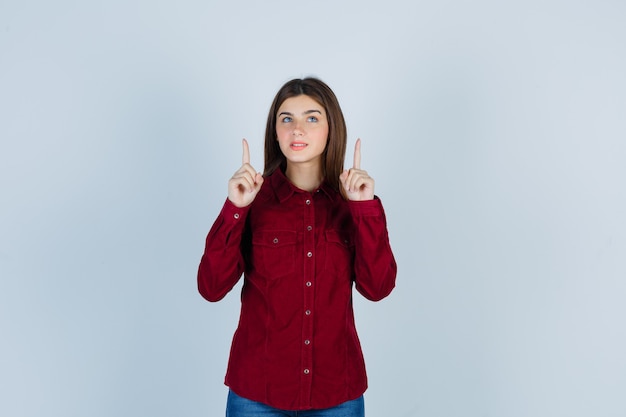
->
xmin=225 ymin=389 xmax=365 ymax=417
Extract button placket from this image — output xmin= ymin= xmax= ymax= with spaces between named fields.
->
xmin=301 ymin=194 xmax=315 ymax=395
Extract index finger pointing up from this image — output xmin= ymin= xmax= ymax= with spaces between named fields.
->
xmin=353 ymin=138 xmax=362 ymax=169
xmin=242 ymin=138 xmax=250 ymax=165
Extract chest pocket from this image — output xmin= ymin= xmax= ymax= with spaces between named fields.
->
xmin=324 ymin=229 xmax=354 ymax=277
xmin=251 ymin=230 xmax=297 ymax=280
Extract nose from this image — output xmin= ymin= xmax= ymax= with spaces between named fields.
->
xmin=292 ymin=122 xmax=304 ymax=136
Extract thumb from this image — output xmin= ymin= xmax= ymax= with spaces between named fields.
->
xmin=254 ymin=173 xmax=264 ymax=188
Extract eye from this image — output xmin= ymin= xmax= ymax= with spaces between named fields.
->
xmin=281 ymin=116 xmax=292 ymax=123
xmin=307 ymin=116 xmax=318 ymax=122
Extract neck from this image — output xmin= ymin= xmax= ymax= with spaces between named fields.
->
xmin=285 ymin=162 xmax=323 ymax=192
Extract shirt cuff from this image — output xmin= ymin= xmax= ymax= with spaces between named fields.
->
xmin=347 ymin=196 xmax=385 ymax=217
xmin=220 ymin=198 xmax=251 ymax=224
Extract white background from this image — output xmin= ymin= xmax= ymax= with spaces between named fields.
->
xmin=1 ymin=1 xmax=625 ymax=416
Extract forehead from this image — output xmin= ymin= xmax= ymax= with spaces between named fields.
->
xmin=277 ymin=95 xmax=325 ymax=113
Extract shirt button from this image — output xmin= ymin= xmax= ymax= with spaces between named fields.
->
xmin=305 ymin=310 xmax=311 ymax=316
xmin=307 ymin=225 xmax=312 ymax=231
xmin=304 ymin=369 xmax=310 ymax=375
xmin=304 ymin=339 xmax=311 ymax=345
xmin=305 ymin=199 xmax=311 ymax=205
xmin=307 ymin=251 xmax=312 ymax=258
xmin=273 ymin=238 xmax=279 ymax=244
xmin=306 ymin=281 xmax=312 ymax=287
xmin=234 ymin=213 xmax=240 ymax=219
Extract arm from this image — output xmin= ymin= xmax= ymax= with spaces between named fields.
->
xmin=197 ymin=199 xmax=250 ymax=302
xmin=198 ymin=139 xmax=262 ymax=302
xmin=340 ymin=139 xmax=396 ymax=300
xmin=349 ymin=198 xmax=397 ymax=301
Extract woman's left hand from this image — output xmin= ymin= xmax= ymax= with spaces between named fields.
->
xmin=340 ymin=138 xmax=375 ymax=201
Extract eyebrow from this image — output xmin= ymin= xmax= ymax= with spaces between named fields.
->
xmin=278 ymin=109 xmax=323 ymax=117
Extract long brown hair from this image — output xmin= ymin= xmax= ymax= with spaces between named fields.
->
xmin=263 ymin=77 xmax=347 ymax=196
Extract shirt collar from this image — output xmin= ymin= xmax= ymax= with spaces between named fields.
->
xmin=270 ymin=168 xmax=337 ymax=203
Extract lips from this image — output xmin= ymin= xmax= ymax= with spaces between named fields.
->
xmin=290 ymin=142 xmax=308 ymax=151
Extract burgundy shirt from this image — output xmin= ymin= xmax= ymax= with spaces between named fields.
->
xmin=198 ymin=168 xmax=397 ymax=410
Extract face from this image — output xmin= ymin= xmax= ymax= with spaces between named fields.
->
xmin=275 ymin=94 xmax=329 ymax=168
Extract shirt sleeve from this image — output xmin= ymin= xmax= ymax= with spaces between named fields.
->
xmin=348 ymin=197 xmax=397 ymax=301
xmin=197 ymin=198 xmax=251 ymax=302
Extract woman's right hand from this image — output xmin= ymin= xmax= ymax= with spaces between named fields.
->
xmin=228 ymin=138 xmax=264 ymax=208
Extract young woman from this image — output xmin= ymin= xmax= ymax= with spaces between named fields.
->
xmin=198 ymin=77 xmax=397 ymax=416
